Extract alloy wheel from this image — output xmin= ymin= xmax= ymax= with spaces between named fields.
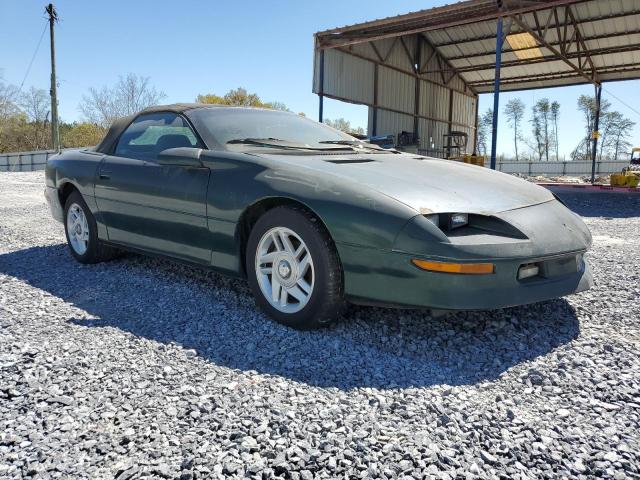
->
xmin=255 ymin=226 xmax=315 ymax=313
xmin=66 ymin=203 xmax=89 ymax=255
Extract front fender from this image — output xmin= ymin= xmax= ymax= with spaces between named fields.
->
xmin=46 ymin=149 xmax=105 ymax=235
xmin=201 ymin=151 xmax=419 ymax=273
xmin=203 ymin=152 xmax=418 ymax=248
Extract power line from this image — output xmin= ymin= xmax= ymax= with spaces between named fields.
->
xmin=18 ymin=20 xmax=49 ymax=93
xmin=602 ymin=86 xmax=640 ymax=119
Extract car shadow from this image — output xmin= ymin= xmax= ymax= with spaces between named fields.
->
xmin=0 ymin=244 xmax=580 ymax=390
xmin=553 ymin=190 xmax=640 ymax=218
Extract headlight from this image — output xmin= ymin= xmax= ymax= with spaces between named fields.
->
xmin=422 ymin=213 xmax=468 ymax=231
xmin=449 ymin=213 xmax=468 ymax=230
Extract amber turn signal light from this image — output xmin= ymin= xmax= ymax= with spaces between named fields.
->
xmin=411 ymin=259 xmax=495 ymax=274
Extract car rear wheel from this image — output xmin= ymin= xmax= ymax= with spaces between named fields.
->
xmin=246 ymin=206 xmax=344 ymax=329
xmin=64 ymin=190 xmax=118 ymax=264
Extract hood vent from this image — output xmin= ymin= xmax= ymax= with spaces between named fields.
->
xmin=325 ymin=159 xmax=376 ymax=164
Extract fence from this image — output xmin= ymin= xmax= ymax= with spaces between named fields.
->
xmin=0 ymin=148 xmax=630 ymax=177
xmin=0 ymin=150 xmax=60 ymax=172
xmin=495 ymin=159 xmax=629 ymax=177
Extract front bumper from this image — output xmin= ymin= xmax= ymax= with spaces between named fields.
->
xmin=338 ymin=244 xmax=592 ymax=310
xmin=44 ymin=186 xmax=64 ymax=223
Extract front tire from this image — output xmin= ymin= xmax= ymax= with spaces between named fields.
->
xmin=64 ymin=190 xmax=117 ymax=264
xmin=246 ymin=206 xmax=344 ymax=329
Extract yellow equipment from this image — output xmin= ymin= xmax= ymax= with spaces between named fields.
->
xmin=447 ymin=154 xmax=486 ymax=167
xmin=610 ymin=147 xmax=640 ymax=187
xmin=462 ymin=154 xmax=486 ymax=167
xmin=611 ymin=172 xmax=639 ymax=188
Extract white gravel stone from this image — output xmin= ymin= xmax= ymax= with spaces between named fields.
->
xmin=0 ymin=171 xmax=639 ymax=479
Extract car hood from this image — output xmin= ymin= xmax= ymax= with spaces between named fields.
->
xmin=262 ymin=152 xmax=554 ymax=214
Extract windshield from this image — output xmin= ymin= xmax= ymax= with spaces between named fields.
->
xmin=187 ymin=107 xmax=357 ymax=150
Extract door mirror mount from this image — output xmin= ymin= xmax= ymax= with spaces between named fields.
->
xmin=157 ymin=147 xmax=203 ymax=167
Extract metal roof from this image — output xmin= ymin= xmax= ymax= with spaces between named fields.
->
xmin=315 ymin=0 xmax=640 ymax=93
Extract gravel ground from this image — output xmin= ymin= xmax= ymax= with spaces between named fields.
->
xmin=1 ymin=171 xmax=639 ymax=479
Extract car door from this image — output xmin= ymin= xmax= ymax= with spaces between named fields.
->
xmin=94 ymin=112 xmax=212 ymax=265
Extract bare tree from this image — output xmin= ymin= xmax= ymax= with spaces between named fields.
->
xmin=0 ymin=76 xmax=20 ymax=121
xmin=476 ymin=108 xmax=493 ymax=156
xmin=575 ymin=94 xmax=610 ymax=160
xmin=503 ymin=98 xmax=525 ymax=161
xmin=550 ymin=101 xmax=560 ymax=160
xmin=0 ymin=79 xmax=24 ymax=152
xmin=605 ymin=112 xmax=635 ymax=160
xmin=530 ymin=104 xmax=544 ymax=161
xmin=79 ymin=74 xmax=166 ymax=127
xmin=598 ymin=111 xmax=616 ymax=161
xmin=20 ymin=87 xmax=50 ymax=150
xmin=533 ymin=98 xmax=552 ymax=161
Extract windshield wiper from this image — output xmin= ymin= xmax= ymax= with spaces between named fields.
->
xmin=318 ymin=140 xmax=363 ymax=145
xmin=226 ymin=137 xmax=355 ymax=151
xmin=319 ymin=139 xmax=386 ymax=151
xmin=227 ymin=137 xmax=287 ymax=145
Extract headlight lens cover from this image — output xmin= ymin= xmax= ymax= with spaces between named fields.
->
xmin=422 ymin=213 xmax=468 ymax=231
xmin=449 ymin=213 xmax=468 ymax=230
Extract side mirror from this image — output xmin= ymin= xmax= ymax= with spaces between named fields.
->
xmin=157 ymin=147 xmax=203 ymax=167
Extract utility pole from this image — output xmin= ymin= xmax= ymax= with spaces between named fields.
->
xmin=46 ymin=3 xmax=60 ymax=152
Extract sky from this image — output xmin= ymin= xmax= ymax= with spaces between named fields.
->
xmin=1 ymin=0 xmax=639 ymax=158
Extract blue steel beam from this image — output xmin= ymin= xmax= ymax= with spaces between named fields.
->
xmin=490 ymin=17 xmax=504 ymax=170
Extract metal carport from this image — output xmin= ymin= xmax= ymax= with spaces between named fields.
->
xmin=313 ymin=0 xmax=640 ymax=182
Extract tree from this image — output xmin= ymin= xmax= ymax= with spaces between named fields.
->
xmin=196 ymin=87 xmax=289 ymax=111
xmin=503 ymin=98 xmax=525 ymax=161
xmin=196 ymin=93 xmax=226 ymax=105
xmin=476 ymin=108 xmax=493 ymax=156
xmin=533 ymin=98 xmax=552 ymax=161
xmin=598 ymin=111 xmax=635 ymax=161
xmin=598 ymin=111 xmax=616 ymax=161
xmin=61 ymin=122 xmax=106 ymax=148
xmin=529 ymin=100 xmax=555 ymax=161
xmin=550 ymin=101 xmax=560 ymax=160
xmin=609 ymin=114 xmax=635 ymax=160
xmin=0 ymin=76 xmax=24 ymax=153
xmin=575 ymin=94 xmax=611 ymax=160
xmin=20 ymin=87 xmax=50 ymax=150
xmin=79 ymin=73 xmax=166 ymax=127
xmin=324 ymin=117 xmax=365 ymax=135
xmin=0 ymin=76 xmax=19 ymax=121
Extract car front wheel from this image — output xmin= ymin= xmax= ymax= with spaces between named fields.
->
xmin=246 ymin=206 xmax=344 ymax=329
xmin=64 ymin=190 xmax=117 ymax=264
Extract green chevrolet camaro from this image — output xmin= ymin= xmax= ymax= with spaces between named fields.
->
xmin=45 ymin=104 xmax=592 ymax=329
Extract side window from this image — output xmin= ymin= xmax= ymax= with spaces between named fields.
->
xmin=114 ymin=112 xmax=201 ymax=161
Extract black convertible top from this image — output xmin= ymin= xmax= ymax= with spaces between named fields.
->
xmin=94 ymin=103 xmax=225 ymax=154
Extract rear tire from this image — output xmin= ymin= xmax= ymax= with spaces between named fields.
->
xmin=246 ymin=206 xmax=344 ymax=329
xmin=63 ymin=190 xmax=118 ymax=264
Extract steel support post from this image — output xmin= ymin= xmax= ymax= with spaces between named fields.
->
xmin=372 ymin=63 xmax=378 ymax=136
xmin=490 ymin=17 xmax=503 ymax=170
xmin=318 ymin=50 xmax=325 ymax=123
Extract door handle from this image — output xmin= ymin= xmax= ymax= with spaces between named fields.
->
xmin=99 ymin=170 xmax=111 ymax=180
